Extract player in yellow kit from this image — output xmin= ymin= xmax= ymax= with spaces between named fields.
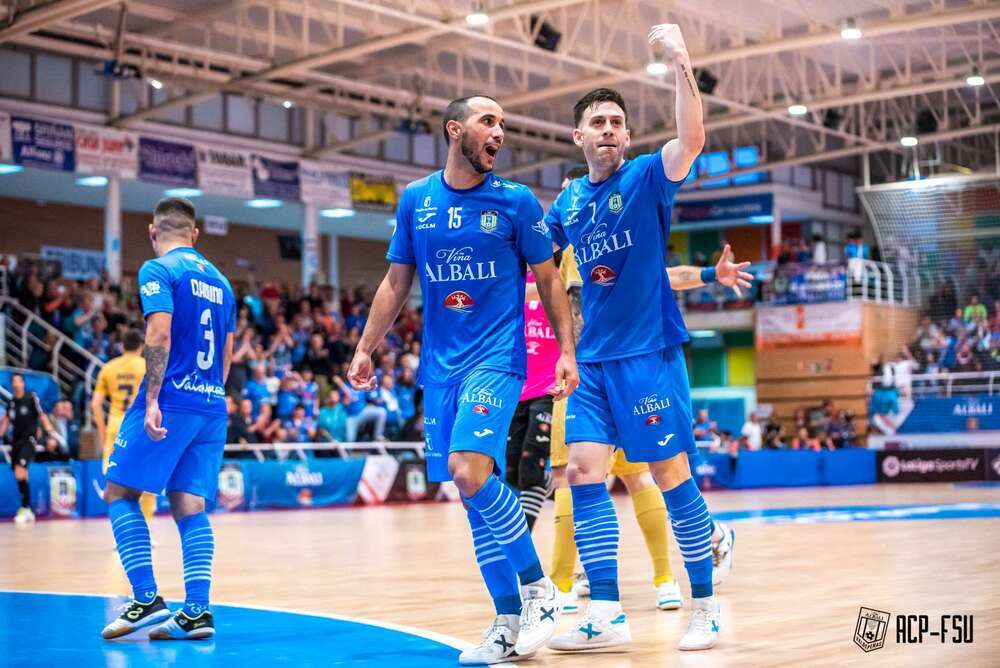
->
xmin=91 ymin=329 xmax=156 ymax=522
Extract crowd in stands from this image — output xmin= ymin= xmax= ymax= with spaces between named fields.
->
xmin=2 ymin=255 xmax=426 ymax=447
xmin=694 ymin=400 xmax=858 ymax=456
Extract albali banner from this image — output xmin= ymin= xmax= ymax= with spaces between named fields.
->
xmin=75 ymin=124 xmax=138 ymax=179
xmin=872 ymin=396 xmax=1000 ymax=435
xmin=771 ymin=263 xmax=847 ymax=305
xmin=756 ymin=302 xmax=862 ymax=349
xmin=876 ymin=448 xmax=990 ymax=483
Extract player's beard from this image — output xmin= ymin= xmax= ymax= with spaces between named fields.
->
xmin=461 ymin=133 xmax=492 ymax=174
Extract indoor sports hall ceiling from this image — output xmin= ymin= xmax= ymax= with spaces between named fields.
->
xmin=3 ymin=0 xmax=1000 ymax=182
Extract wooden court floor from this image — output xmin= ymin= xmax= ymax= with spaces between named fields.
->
xmin=2 ymin=483 xmax=998 ymax=667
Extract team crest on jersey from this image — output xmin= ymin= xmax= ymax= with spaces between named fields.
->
xmin=472 ymin=404 xmax=490 ymax=415
xmin=480 ymin=210 xmax=499 ymax=233
xmin=590 ymin=265 xmax=617 ymax=286
xmin=608 ymin=192 xmax=624 ymax=213
xmin=423 ymin=195 xmax=432 ymax=208
xmin=444 ymin=290 xmax=474 ymax=312
xmin=646 ymin=415 xmax=662 ymax=426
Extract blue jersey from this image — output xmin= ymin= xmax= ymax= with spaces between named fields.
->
xmin=387 ymin=171 xmax=552 ymax=386
xmin=135 ymin=247 xmax=236 ymax=417
xmin=546 ymin=153 xmax=687 ymax=362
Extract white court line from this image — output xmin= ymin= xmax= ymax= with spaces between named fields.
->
xmin=0 ymin=588 xmax=477 ymax=652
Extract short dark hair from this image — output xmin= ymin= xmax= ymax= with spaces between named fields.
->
xmin=565 ymin=164 xmax=589 ymax=181
xmin=11 ymin=372 xmax=24 ymax=382
xmin=573 ymin=88 xmax=628 ymax=127
xmin=442 ymin=94 xmax=499 ymax=142
xmin=153 ymin=197 xmax=196 ymax=237
xmin=123 ymin=329 xmax=143 ymax=352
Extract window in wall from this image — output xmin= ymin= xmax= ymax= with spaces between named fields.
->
xmin=413 ymin=133 xmax=435 ymax=166
xmin=0 ymin=50 xmax=31 ymax=97
xmin=77 ymin=61 xmax=108 ymax=111
xmin=35 ymin=54 xmax=73 ymax=106
xmin=151 ymin=86 xmax=186 ymax=124
xmin=258 ymin=101 xmax=289 ymax=141
xmin=226 ymin=94 xmax=255 ymax=135
xmin=383 ymin=130 xmax=410 ymax=162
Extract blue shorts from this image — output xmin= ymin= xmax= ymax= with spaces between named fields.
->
xmin=566 ymin=345 xmax=697 ymax=462
xmin=422 ymin=368 xmax=523 ymax=483
xmin=106 ymin=406 xmax=227 ymax=499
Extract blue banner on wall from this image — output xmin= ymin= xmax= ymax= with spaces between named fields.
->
xmin=893 ymin=396 xmax=1000 ymax=434
xmin=10 ymin=116 xmax=75 ymax=171
xmin=770 ymin=263 xmax=847 ymax=304
xmin=242 ymin=458 xmax=363 ymax=509
xmin=139 ymin=137 xmax=198 ymax=187
xmin=676 ymin=193 xmax=772 ymax=224
xmin=252 ymin=154 xmax=300 ymax=201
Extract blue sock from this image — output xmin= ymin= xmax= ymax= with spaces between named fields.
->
xmin=467 ymin=506 xmax=521 ymax=615
xmin=109 ymin=499 xmax=157 ymax=603
xmin=177 ymin=512 xmax=214 ymax=616
xmin=664 ymin=478 xmax=713 ymax=599
xmin=465 ymin=476 xmax=544 ymax=585
xmin=570 ymin=483 xmax=620 ymax=601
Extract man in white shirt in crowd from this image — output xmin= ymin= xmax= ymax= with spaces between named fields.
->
xmin=740 ymin=412 xmax=763 ymax=451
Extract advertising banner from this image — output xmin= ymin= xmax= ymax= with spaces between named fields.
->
xmin=139 ymin=137 xmax=198 ymax=187
xmin=771 ymin=264 xmax=847 ymax=304
xmin=757 ymin=302 xmax=862 ymax=349
xmin=241 ymin=458 xmax=364 ymax=509
xmin=300 ymin=160 xmax=351 ymax=207
xmin=350 ymin=173 xmax=397 ymax=212
xmin=10 ymin=116 xmax=75 ymax=171
xmin=0 ymin=112 xmax=11 ymax=163
xmin=197 ymin=146 xmax=253 ymax=197
xmin=676 ymin=193 xmax=772 ymax=224
xmin=251 ymin=154 xmax=300 ymax=200
xmin=75 ymin=125 xmax=138 ymax=178
xmin=876 ymin=449 xmax=987 ymax=483
xmin=41 ymin=245 xmax=105 ymax=280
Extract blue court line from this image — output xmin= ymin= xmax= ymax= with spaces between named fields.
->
xmin=0 ymin=591 xmax=471 ymax=668
xmin=712 ymin=503 xmax=1000 ymax=524
xmin=954 ymin=481 xmax=1000 ymax=488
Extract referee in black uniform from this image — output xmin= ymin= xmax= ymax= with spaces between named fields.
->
xmin=1 ymin=373 xmax=55 ymax=523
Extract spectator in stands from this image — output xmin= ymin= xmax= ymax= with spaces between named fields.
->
xmin=400 ymin=341 xmax=420 ymax=375
xmin=227 ymin=324 xmax=257 ymax=397
xmin=88 ymin=314 xmax=111 ymax=362
xmin=693 ymin=408 xmax=720 ymax=449
xmin=776 ymin=238 xmax=794 ymax=266
xmin=395 ymin=367 xmax=418 ymax=425
xmin=762 ymin=419 xmax=785 ymax=449
xmin=299 ymin=368 xmax=320 ymax=418
xmin=845 ymin=231 xmax=869 ymax=284
xmin=827 ymin=410 xmax=857 ymax=448
xmin=401 ymin=405 xmax=425 ymax=443
xmin=915 ymin=316 xmax=945 ymax=353
xmin=964 ymin=294 xmax=987 ymax=322
xmin=740 ymin=412 xmax=763 ymax=451
xmin=284 ymin=404 xmax=316 ymax=443
xmin=242 ymin=364 xmax=271 ymax=418
xmin=811 ymin=234 xmax=828 ymax=264
xmin=795 ymin=238 xmax=812 ymax=263
xmin=379 ymin=374 xmax=402 ymax=440
xmin=276 ymin=373 xmax=302 ymax=421
xmin=316 ymin=390 xmax=348 ymax=442
xmin=227 ymin=397 xmax=256 ymax=445
xmin=302 ymin=332 xmax=334 ymax=379
xmin=68 ymin=292 xmax=99 ymax=349
xmin=892 ymin=349 xmax=919 ymax=401
xmin=250 ymin=403 xmax=282 ymax=443
xmin=666 ymin=244 xmax=683 ymax=267
xmin=268 ymin=315 xmax=295 ymax=371
xmin=789 ymin=427 xmax=819 ymax=451
xmin=45 ymin=399 xmax=79 ymax=460
xmin=338 ymin=376 xmax=387 ymax=442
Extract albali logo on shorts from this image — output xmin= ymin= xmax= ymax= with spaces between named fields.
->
xmin=881 ymin=455 xmax=980 ymax=478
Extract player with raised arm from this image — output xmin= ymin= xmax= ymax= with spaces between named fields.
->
xmin=348 ymin=95 xmax=578 ymax=665
xmin=100 ymin=198 xmax=236 ymax=641
xmin=545 ymin=25 xmax=746 ymax=653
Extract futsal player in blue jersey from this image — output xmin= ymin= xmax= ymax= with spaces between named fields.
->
xmin=544 ymin=25 xmax=750 ymax=652
xmin=348 ymin=95 xmax=579 ymax=664
xmin=101 ymin=198 xmax=236 ymax=641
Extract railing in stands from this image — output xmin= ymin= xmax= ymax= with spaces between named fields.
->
xmin=0 ymin=297 xmax=104 ymax=425
xmin=222 ymin=441 xmax=426 ymax=463
xmin=870 ymin=371 xmax=1000 ymax=398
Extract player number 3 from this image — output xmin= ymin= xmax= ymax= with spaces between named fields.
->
xmin=197 ymin=308 xmax=215 ymax=370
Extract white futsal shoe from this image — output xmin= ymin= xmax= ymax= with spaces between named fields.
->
xmin=548 ymin=601 xmax=631 ymax=651
xmin=458 ymin=615 xmax=533 ymax=665
xmin=572 ymin=572 xmax=590 ymax=598
xmin=712 ymin=522 xmax=735 ymax=586
xmin=14 ymin=507 xmax=35 ymax=524
xmin=513 ymin=577 xmax=562 ymax=655
xmin=561 ymin=586 xmax=579 ymax=614
xmin=678 ymin=597 xmax=720 ymax=651
xmin=656 ymin=580 xmax=683 ymax=610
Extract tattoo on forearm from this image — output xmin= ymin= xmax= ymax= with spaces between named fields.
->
xmin=144 ymin=345 xmax=168 ymax=405
xmin=678 ymin=62 xmax=698 ymax=97
xmin=678 ymin=268 xmax=697 ymax=284
xmin=569 ymin=288 xmax=583 ymax=342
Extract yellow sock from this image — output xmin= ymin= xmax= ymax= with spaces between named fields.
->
xmin=140 ymin=493 xmax=156 ymax=524
xmin=550 ymin=487 xmax=577 ymax=593
xmin=631 ymin=485 xmax=674 ymax=586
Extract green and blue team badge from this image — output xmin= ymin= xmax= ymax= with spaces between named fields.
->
xmin=608 ymin=192 xmax=624 ymax=214
xmin=480 ymin=209 xmax=499 ymax=233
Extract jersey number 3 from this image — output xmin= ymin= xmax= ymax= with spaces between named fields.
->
xmin=197 ymin=308 xmax=215 ymax=370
